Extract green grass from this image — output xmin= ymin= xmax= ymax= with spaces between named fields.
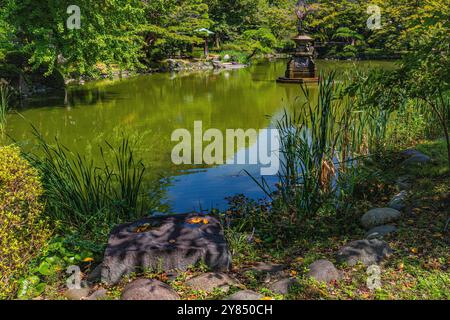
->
xmin=24 ymin=130 xmax=148 ymax=243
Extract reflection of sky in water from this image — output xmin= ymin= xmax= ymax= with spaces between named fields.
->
xmin=3 ymin=60 xmax=394 ymax=214
xmin=166 ymin=125 xmax=280 ymax=212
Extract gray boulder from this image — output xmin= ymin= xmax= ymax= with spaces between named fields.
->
xmin=64 ymin=288 xmax=90 ymax=300
xmin=365 ymin=225 xmax=397 ymax=239
xmin=226 ymin=290 xmax=263 ymax=300
xmin=401 ymin=149 xmax=423 ymax=157
xmin=401 ymin=150 xmax=431 ymax=166
xmin=101 ymin=214 xmax=231 ymax=284
xmin=86 ymin=288 xmax=108 ymax=300
xmin=388 ymin=191 xmax=408 ymax=211
xmin=87 ymin=263 xmax=102 ymax=284
xmin=336 ymin=239 xmax=393 ymax=266
xmin=186 ymin=272 xmax=239 ymax=293
xmin=245 ymin=262 xmax=285 ymax=274
xmin=121 ymin=279 xmax=180 ymax=300
xmin=361 ymin=208 xmax=401 ymax=229
xmin=267 ymin=278 xmax=299 ymax=295
xmin=307 ymin=260 xmax=341 ymax=283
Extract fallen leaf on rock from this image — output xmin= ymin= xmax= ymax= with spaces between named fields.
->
xmin=134 ymin=223 xmax=151 ymax=233
xmin=187 ymin=217 xmax=209 ymax=225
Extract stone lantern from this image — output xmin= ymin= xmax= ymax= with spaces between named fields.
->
xmin=277 ymin=1 xmax=319 ymax=84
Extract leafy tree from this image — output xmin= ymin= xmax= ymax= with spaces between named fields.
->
xmin=205 ymin=0 xmax=262 ymax=44
xmin=142 ymin=0 xmax=212 ymax=59
xmin=303 ymin=0 xmax=441 ymax=58
xmin=352 ymin=0 xmax=450 ymax=166
xmin=397 ymin=0 xmax=450 ymax=166
xmin=0 ymin=1 xmax=12 ymax=63
xmin=256 ymin=0 xmax=296 ymax=41
xmin=3 ymin=0 xmax=146 ymax=77
xmin=332 ymin=27 xmax=364 ymax=46
xmin=243 ymin=27 xmax=278 ymax=58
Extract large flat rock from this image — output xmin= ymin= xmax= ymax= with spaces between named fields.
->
xmin=267 ymin=278 xmax=299 ymax=295
xmin=121 ymin=279 xmax=179 ymax=300
xmin=365 ymin=225 xmax=397 ymax=239
xmin=307 ymin=259 xmax=341 ymax=283
xmin=226 ymin=290 xmax=263 ymax=300
xmin=101 ymin=214 xmax=231 ymax=284
xmin=361 ymin=208 xmax=401 ymax=229
xmin=186 ymin=272 xmax=239 ymax=293
xmin=336 ymin=239 xmax=393 ymax=266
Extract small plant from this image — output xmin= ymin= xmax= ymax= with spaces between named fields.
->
xmin=16 ymin=236 xmax=94 ymax=299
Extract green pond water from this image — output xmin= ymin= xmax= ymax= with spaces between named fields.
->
xmin=3 ymin=59 xmax=395 ymax=212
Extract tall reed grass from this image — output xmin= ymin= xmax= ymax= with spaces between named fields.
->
xmin=249 ymin=72 xmax=398 ymax=225
xmin=25 ymin=129 xmax=147 ymax=240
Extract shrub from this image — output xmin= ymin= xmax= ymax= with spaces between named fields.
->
xmin=219 ymin=50 xmax=249 ymax=64
xmin=0 ymin=145 xmax=51 ymax=299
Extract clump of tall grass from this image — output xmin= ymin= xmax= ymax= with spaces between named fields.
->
xmin=25 ymin=129 xmax=147 ymax=241
xmin=0 ymin=84 xmax=11 ymax=135
xmin=248 ymin=72 xmax=398 ymax=232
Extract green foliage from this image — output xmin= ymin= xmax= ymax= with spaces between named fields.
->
xmin=25 ymin=131 xmax=148 ymax=242
xmin=398 ymin=1 xmax=450 ymax=167
xmin=348 ymin=1 xmax=450 ymax=166
xmin=17 ymin=236 xmax=94 ymax=299
xmin=0 ymin=2 xmax=12 ymax=62
xmin=304 ymin=0 xmax=449 ymax=59
xmin=0 ymin=83 xmax=10 ymax=134
xmin=333 ymin=27 xmax=364 ymax=43
xmin=143 ymin=0 xmax=212 ymax=60
xmin=243 ymin=28 xmax=278 ymax=53
xmin=219 ymin=50 xmax=249 ymax=64
xmin=0 ymin=145 xmax=52 ymax=299
xmin=206 ymin=0 xmax=263 ymax=40
xmin=3 ymin=0 xmax=147 ymax=77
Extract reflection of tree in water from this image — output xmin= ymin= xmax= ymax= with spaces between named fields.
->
xmin=17 ymin=87 xmax=116 ymax=110
xmin=67 ymin=87 xmax=119 ymax=107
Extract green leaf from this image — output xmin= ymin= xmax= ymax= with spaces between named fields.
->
xmin=37 ymin=261 xmax=52 ymax=276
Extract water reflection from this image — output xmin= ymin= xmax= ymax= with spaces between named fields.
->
xmin=3 ymin=60 xmax=395 ymax=212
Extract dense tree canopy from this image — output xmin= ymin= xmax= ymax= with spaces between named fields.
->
xmin=1 ymin=0 xmax=146 ymax=77
xmin=0 ymin=0 xmax=448 ymax=78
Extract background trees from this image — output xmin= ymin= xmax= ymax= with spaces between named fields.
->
xmin=0 ymin=0 xmax=448 ymax=81
xmin=2 ymin=0 xmax=146 ymax=78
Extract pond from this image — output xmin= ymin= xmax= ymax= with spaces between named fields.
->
xmin=3 ymin=59 xmax=395 ymax=213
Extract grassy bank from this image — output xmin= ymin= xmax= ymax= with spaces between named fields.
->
xmin=10 ymin=138 xmax=447 ymax=301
